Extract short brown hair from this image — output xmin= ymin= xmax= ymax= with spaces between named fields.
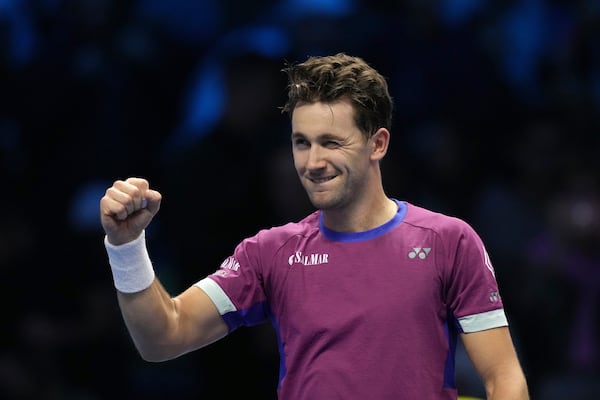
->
xmin=281 ymin=53 xmax=393 ymax=138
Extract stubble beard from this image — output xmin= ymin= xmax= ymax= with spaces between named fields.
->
xmin=305 ymin=183 xmax=352 ymax=211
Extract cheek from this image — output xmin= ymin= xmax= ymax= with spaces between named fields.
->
xmin=292 ymin=152 xmax=304 ymax=171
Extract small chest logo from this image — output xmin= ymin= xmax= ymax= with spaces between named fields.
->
xmin=408 ymin=247 xmax=431 ymax=260
xmin=288 ymin=251 xmax=329 ymax=266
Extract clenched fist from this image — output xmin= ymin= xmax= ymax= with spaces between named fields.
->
xmin=100 ymin=177 xmax=162 ymax=245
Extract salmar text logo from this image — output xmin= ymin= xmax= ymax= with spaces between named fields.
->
xmin=288 ymin=251 xmax=329 ymax=266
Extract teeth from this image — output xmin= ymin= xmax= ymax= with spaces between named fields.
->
xmin=312 ymin=177 xmax=333 ymax=183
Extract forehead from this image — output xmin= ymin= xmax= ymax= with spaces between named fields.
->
xmin=291 ymin=101 xmax=358 ymax=137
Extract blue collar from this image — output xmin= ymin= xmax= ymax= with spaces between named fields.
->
xmin=319 ymin=199 xmax=407 ymax=242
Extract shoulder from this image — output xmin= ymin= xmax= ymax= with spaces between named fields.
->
xmin=403 ymin=202 xmax=478 ymax=238
xmin=401 ymin=202 xmax=485 ymax=255
xmin=243 ymin=210 xmax=321 ymax=249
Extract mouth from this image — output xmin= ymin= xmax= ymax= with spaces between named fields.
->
xmin=308 ymin=175 xmax=336 ymax=184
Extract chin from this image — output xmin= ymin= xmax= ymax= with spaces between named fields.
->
xmin=308 ymin=194 xmax=341 ymax=211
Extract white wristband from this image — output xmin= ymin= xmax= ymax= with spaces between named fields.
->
xmin=104 ymin=230 xmax=155 ymax=293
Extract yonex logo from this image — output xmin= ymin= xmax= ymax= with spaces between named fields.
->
xmin=489 ymin=291 xmax=500 ymax=302
xmin=408 ymin=247 xmax=431 ymax=259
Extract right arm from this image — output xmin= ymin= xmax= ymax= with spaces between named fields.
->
xmin=100 ymin=178 xmax=228 ymax=361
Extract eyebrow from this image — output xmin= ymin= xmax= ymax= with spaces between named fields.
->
xmin=291 ymin=132 xmax=342 ymax=141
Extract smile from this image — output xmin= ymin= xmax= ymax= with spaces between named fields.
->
xmin=309 ymin=176 xmax=335 ymax=184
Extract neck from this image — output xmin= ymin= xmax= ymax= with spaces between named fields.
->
xmin=322 ymin=195 xmax=398 ymax=233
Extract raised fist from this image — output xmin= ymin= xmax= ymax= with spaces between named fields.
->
xmin=100 ymin=177 xmax=162 ymax=245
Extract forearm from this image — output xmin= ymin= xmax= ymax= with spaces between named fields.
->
xmin=117 ymin=279 xmax=185 ymax=362
xmin=105 ymin=231 xmax=184 ymax=361
xmin=484 ymin=369 xmax=529 ymax=400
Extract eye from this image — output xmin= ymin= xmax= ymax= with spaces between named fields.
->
xmin=324 ymin=140 xmax=341 ymax=149
xmin=293 ymin=137 xmax=310 ymax=148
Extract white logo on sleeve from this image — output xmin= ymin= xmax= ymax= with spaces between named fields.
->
xmin=220 ymin=257 xmax=240 ymax=271
xmin=489 ymin=291 xmax=500 ymax=302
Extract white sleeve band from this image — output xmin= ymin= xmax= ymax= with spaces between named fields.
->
xmin=195 ymin=277 xmax=237 ymax=315
xmin=458 ymin=309 xmax=508 ymax=333
xmin=104 ymin=230 xmax=155 ymax=293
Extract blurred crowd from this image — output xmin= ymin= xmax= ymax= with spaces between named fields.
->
xmin=1 ymin=0 xmax=599 ymax=399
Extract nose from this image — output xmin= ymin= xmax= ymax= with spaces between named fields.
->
xmin=306 ymin=145 xmax=327 ymax=170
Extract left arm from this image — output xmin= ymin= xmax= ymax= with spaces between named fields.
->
xmin=461 ymin=326 xmax=529 ymax=400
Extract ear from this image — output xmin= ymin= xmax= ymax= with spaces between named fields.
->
xmin=369 ymin=128 xmax=390 ymax=161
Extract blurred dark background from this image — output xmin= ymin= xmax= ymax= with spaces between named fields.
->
xmin=1 ymin=0 xmax=600 ymax=399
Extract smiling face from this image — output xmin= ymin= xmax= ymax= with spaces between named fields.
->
xmin=291 ymin=100 xmax=377 ymax=211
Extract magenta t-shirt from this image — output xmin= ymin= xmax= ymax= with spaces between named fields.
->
xmin=196 ymin=201 xmax=507 ymax=399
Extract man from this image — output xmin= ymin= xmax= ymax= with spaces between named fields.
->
xmin=100 ymin=53 xmax=529 ymax=399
